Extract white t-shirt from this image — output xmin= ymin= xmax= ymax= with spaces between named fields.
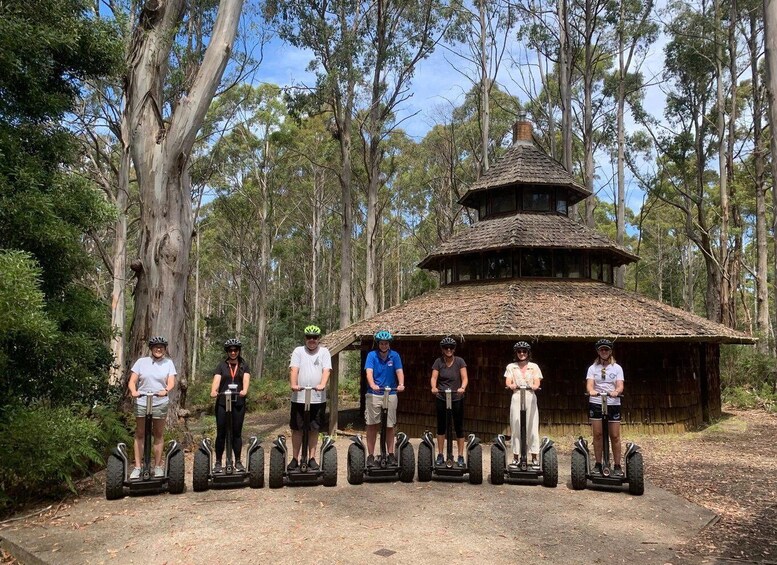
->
xmin=586 ymin=361 xmax=624 ymax=406
xmin=504 ymin=361 xmax=543 ymax=389
xmin=289 ymin=345 xmax=332 ymax=404
xmin=131 ymin=356 xmax=177 ymax=407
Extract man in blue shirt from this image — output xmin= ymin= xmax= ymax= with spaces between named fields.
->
xmin=364 ymin=330 xmax=405 ymax=466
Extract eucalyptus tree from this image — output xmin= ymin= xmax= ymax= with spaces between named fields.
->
xmin=123 ymin=0 xmax=244 ymax=419
xmin=764 ymin=0 xmax=777 ymax=356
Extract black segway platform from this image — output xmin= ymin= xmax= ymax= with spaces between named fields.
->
xmin=571 ymin=393 xmax=644 ymax=495
xmin=347 ymin=387 xmax=415 ymax=484
xmin=105 ymin=392 xmax=185 ymax=499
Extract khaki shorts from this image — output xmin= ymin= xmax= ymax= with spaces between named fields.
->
xmin=365 ymin=393 xmax=397 ymax=427
xmin=134 ymin=400 xmax=169 ymax=419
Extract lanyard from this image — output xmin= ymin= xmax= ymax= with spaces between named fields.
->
xmin=228 ymin=362 xmax=239 ymax=383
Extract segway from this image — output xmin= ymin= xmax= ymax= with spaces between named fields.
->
xmin=192 ymin=384 xmax=264 ymax=491
xmin=105 ymin=392 xmax=185 ymax=499
xmin=268 ymin=386 xmax=337 ymax=488
xmin=490 ymin=385 xmax=557 ymax=487
xmin=571 ymin=392 xmax=644 ymax=495
xmin=347 ymin=387 xmax=415 ymax=484
xmin=417 ymin=389 xmax=482 ymax=484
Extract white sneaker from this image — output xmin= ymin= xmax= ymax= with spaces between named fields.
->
xmin=129 ymin=467 xmax=141 ymax=480
xmin=154 ymin=466 xmax=164 ymax=478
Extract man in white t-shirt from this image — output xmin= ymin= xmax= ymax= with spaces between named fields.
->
xmin=287 ymin=324 xmax=331 ymax=471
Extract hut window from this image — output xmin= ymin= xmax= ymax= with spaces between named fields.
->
xmin=444 ymin=265 xmax=453 ymax=285
xmin=556 ymin=195 xmax=568 ymax=215
xmin=521 ymin=249 xmax=552 ymax=277
xmin=478 ymin=200 xmax=487 ymax=220
xmin=602 ymin=260 xmax=612 ymax=283
xmin=566 ymin=252 xmax=582 ymax=278
xmin=457 ymin=258 xmax=481 ymax=282
xmin=491 ymin=190 xmax=516 ymax=215
xmin=486 ymin=254 xmax=512 ymax=279
xmin=590 ymin=255 xmax=602 ymax=280
xmin=522 ymin=188 xmax=551 ymax=212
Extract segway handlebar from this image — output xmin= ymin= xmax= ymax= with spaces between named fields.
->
xmin=585 ymin=392 xmax=623 ymax=397
xmin=505 ymin=384 xmax=540 ymax=391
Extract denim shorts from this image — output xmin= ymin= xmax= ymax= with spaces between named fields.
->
xmin=134 ymin=400 xmax=169 ymax=419
xmin=588 ymin=401 xmax=621 ymax=421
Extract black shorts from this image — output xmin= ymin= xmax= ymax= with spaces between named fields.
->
xmin=289 ymin=401 xmax=326 ymax=431
xmin=588 ymin=401 xmax=621 ymax=421
xmin=435 ymin=397 xmax=465 ymax=438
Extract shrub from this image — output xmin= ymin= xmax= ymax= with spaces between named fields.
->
xmin=0 ymin=404 xmax=119 ymax=507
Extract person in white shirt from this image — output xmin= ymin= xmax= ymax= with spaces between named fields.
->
xmin=503 ymin=341 xmax=543 ymax=466
xmin=585 ymin=338 xmax=625 ymax=476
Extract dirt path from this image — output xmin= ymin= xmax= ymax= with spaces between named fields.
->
xmin=1 ymin=407 xmax=774 ymax=565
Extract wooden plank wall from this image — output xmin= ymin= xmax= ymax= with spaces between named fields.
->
xmin=356 ymin=340 xmax=717 ymax=438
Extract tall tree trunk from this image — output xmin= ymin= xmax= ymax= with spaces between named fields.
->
xmin=126 ymin=0 xmax=244 ymax=425
xmin=110 ymin=146 xmax=130 ymax=386
xmin=715 ymin=0 xmax=731 ymax=327
xmin=764 ymin=0 xmax=777 ymax=357
xmin=725 ymin=0 xmax=740 ymax=330
xmin=479 ymin=0 xmax=490 ymax=174
xmin=751 ymin=9 xmax=770 ymax=350
xmin=191 ymin=226 xmax=200 ymax=383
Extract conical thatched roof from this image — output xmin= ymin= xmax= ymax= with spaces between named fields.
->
xmin=322 ymin=280 xmax=754 ymax=354
xmin=459 ymin=140 xmax=590 ymax=208
xmin=418 ymin=212 xmax=638 ymax=270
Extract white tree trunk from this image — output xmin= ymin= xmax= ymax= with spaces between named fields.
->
xmin=126 ymin=0 xmax=244 ymax=423
xmin=763 ymin=0 xmax=777 ymax=356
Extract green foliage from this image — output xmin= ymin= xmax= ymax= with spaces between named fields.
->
xmin=720 ymin=345 xmax=777 ymax=413
xmin=0 ymin=404 xmax=129 ymax=507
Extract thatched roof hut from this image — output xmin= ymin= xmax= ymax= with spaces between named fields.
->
xmin=323 ymin=119 xmax=754 ymax=437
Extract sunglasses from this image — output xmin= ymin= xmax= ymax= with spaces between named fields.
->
xmin=305 ymin=335 xmax=320 ymax=340
xmin=442 ymin=346 xmax=455 ymax=350
xmin=516 ymin=349 xmax=529 ymax=354
xmin=601 ymin=367 xmax=607 ymax=381
xmin=227 ymin=348 xmax=239 ymax=353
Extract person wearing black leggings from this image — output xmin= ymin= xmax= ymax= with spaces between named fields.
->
xmin=429 ymin=336 xmax=469 ymax=467
xmin=210 ymin=338 xmax=251 ymax=473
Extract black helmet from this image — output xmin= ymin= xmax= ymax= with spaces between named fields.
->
xmin=148 ymin=336 xmax=168 ymax=347
xmin=595 ymin=338 xmax=613 ymax=350
xmin=440 ymin=336 xmax=457 ymax=348
xmin=224 ymin=338 xmax=242 ymax=350
xmin=513 ymin=341 xmax=531 ymax=351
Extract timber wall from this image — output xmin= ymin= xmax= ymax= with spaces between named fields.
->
xmin=356 ymin=340 xmax=720 ymax=438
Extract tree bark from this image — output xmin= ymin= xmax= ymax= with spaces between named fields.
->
xmin=764 ymin=0 xmax=777 ymax=355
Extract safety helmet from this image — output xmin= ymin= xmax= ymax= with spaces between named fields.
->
xmin=440 ymin=336 xmax=457 ymax=348
xmin=303 ymin=325 xmax=322 ymax=337
xmin=224 ymin=338 xmax=242 ymax=350
xmin=148 ymin=336 xmax=168 ymax=347
xmin=374 ymin=330 xmax=393 ymax=342
xmin=513 ymin=341 xmax=531 ymax=351
xmin=595 ymin=338 xmax=614 ymax=350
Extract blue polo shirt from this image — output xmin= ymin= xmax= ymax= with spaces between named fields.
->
xmin=365 ymin=349 xmax=403 ymax=395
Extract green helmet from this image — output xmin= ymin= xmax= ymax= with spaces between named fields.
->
xmin=304 ymin=324 xmax=322 ymax=337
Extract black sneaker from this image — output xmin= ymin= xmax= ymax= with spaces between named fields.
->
xmin=387 ymin=453 xmax=397 ymax=465
xmin=367 ymin=454 xmax=375 ymax=467
xmin=435 ymin=454 xmax=444 ymax=466
xmin=213 ymin=461 xmax=223 ymax=474
xmin=235 ymin=461 xmax=245 ymax=472
xmin=593 ymin=462 xmax=603 ymax=474
xmin=308 ymin=458 xmax=319 ymax=470
xmin=613 ymin=465 xmax=623 ymax=477
xmin=287 ymin=458 xmax=299 ymax=471
xmin=457 ymin=455 xmax=465 ymax=468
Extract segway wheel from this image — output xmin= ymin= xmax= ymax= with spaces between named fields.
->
xmin=571 ymin=449 xmax=587 ymax=490
xmin=347 ymin=443 xmax=365 ymax=485
xmin=167 ymin=449 xmax=186 ymax=494
xmin=490 ymin=444 xmax=505 ymax=485
xmin=268 ymin=446 xmax=285 ymax=489
xmin=541 ymin=446 xmax=558 ymax=488
xmin=468 ymin=443 xmax=483 ymax=485
xmin=192 ymin=449 xmax=210 ymax=492
xmin=322 ymin=446 xmax=338 ymax=487
xmin=249 ymin=446 xmax=264 ymax=489
xmin=105 ymin=453 xmax=125 ymax=500
xmin=626 ymin=452 xmax=645 ymax=496
xmin=399 ymin=443 xmax=415 ymax=483
xmin=417 ymin=441 xmax=433 ymax=482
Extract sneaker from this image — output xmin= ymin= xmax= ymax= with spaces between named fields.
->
xmin=387 ymin=453 xmax=397 ymax=466
xmin=509 ymin=459 xmax=519 ymax=469
xmin=613 ymin=465 xmax=623 ymax=477
xmin=457 ymin=455 xmax=465 ymax=468
xmin=308 ymin=458 xmax=319 ymax=471
xmin=235 ymin=461 xmax=245 ymax=472
xmin=213 ymin=461 xmax=223 ymax=474
xmin=593 ymin=462 xmax=603 ymax=475
xmin=435 ymin=454 xmax=444 ymax=466
xmin=287 ymin=458 xmax=299 ymax=471
xmin=154 ymin=466 xmax=164 ymax=478
xmin=129 ymin=467 xmax=141 ymax=480
xmin=367 ymin=455 xmax=375 ymax=467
